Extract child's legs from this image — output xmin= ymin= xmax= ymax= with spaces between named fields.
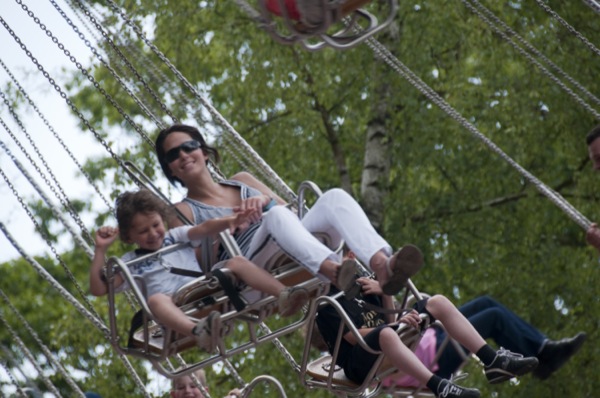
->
xmin=425 ymin=295 xmax=486 ymax=354
xmin=147 ymin=293 xmax=195 ymax=336
xmin=246 ymin=206 xmax=336 ymax=275
xmin=224 ymin=256 xmax=284 ymax=297
xmin=433 ymin=327 xmax=469 ymax=379
xmin=301 ymin=188 xmax=392 ymax=265
xmin=345 ymin=326 xmax=432 ymax=385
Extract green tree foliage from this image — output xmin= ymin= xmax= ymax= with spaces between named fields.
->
xmin=2 ymin=0 xmax=599 ymax=396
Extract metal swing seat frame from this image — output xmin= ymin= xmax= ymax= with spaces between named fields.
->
xmin=255 ymin=0 xmax=399 ymax=50
xmin=103 ymin=168 xmax=334 ymax=379
xmin=299 ymin=278 xmax=473 ymax=398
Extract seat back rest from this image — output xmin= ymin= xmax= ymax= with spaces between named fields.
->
xmin=299 ymin=295 xmax=430 ymax=397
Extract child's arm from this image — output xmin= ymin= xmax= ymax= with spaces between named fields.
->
xmin=186 ymin=208 xmax=258 ymax=240
xmin=357 ymin=277 xmax=397 ymax=323
xmin=90 ymin=226 xmax=122 ymax=296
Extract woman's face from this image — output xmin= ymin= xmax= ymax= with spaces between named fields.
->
xmin=162 ymin=131 xmax=207 ymax=182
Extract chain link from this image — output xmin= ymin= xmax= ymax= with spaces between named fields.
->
xmin=0 ymin=221 xmax=153 ymax=398
xmin=467 ymin=0 xmax=600 ymax=108
xmin=582 ymin=0 xmax=600 ymax=13
xmin=534 ymin=0 xmax=600 ymax=57
xmin=0 ymin=88 xmax=95 ymax=244
xmin=0 ymin=358 xmax=30 ymax=397
xmin=101 ymin=0 xmax=297 ymax=200
xmin=12 ymin=0 xmax=156 ymax=147
xmin=0 ymin=289 xmax=87 ymax=397
xmin=463 ymin=0 xmax=600 ymax=118
xmin=0 ymin=304 xmax=64 ymax=397
xmin=361 ymin=35 xmax=591 ymax=230
xmin=0 ymin=58 xmax=113 ymax=211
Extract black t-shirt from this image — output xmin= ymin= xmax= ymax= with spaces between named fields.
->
xmin=315 ymin=287 xmax=387 ymax=366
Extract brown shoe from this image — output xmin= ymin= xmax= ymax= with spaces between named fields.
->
xmin=278 ymin=287 xmax=309 ymax=317
xmin=381 ymin=244 xmax=424 ymax=295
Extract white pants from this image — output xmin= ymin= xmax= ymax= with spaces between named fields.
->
xmin=245 ymin=188 xmax=392 ymax=275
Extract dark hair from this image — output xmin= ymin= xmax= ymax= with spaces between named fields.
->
xmin=585 ymin=124 xmax=600 ymax=146
xmin=155 ymin=124 xmax=220 ymax=186
xmin=115 ymin=190 xmax=170 ymax=241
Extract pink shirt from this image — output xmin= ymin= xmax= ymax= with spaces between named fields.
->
xmin=382 ymin=327 xmax=439 ymax=388
xmin=265 ymin=0 xmax=301 ymax=20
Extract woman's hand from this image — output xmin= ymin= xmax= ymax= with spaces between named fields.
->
xmin=236 ymin=195 xmax=270 ymax=223
xmin=229 ymin=208 xmax=258 ymax=233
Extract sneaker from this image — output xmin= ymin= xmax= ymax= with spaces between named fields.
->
xmin=437 ymin=379 xmax=480 ymax=398
xmin=192 ymin=310 xmax=221 ymax=354
xmin=533 ymin=332 xmax=586 ymax=380
xmin=381 ymin=244 xmax=424 ymax=295
xmin=484 ymin=347 xmax=539 ymax=384
xmin=278 ymin=286 xmax=309 ymax=317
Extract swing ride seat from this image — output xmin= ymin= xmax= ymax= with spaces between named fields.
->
xmin=379 ymin=292 xmax=473 ymax=397
xmin=103 ymin=177 xmax=337 ymax=379
xmin=105 ymin=245 xmax=328 ymax=378
xmin=300 ymin=293 xmax=431 ymax=398
xmin=256 ymin=0 xmax=399 ymax=50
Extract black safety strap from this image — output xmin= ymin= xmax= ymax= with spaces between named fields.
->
xmin=212 ymin=269 xmax=246 ymax=312
xmin=169 ymin=268 xmax=204 ymax=278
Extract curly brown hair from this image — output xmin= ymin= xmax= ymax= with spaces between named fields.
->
xmin=115 ymin=190 xmax=171 ymax=242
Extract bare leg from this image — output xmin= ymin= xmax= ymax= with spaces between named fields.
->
xmin=379 ymin=327 xmax=433 ymax=384
xmin=226 ymin=256 xmax=284 ymax=296
xmin=426 ymin=295 xmax=487 ymax=352
xmin=147 ymin=293 xmax=196 ymax=336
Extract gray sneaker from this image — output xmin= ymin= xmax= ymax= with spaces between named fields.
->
xmin=192 ymin=310 xmax=221 ymax=354
xmin=278 ymin=286 xmax=309 ymax=317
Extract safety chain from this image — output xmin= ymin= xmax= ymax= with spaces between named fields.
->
xmin=12 ymin=0 xmax=155 ymax=148
xmin=222 ymin=357 xmax=247 ymax=390
xmin=0 ymin=89 xmax=95 ymax=245
xmin=0 ymin=289 xmax=87 ymax=397
xmin=0 ymin=151 xmax=104 ymax=322
xmin=582 ymin=0 xmax=600 ymax=14
xmin=467 ymin=0 xmax=600 ymax=108
xmin=534 ymin=0 xmax=600 ymax=57
xmin=0 ymin=16 xmax=127 ymax=176
xmin=257 ymin=322 xmax=300 ymax=374
xmin=0 ymin=311 xmax=65 ymax=397
xmin=0 ymin=126 xmax=94 ymax=257
xmin=101 ymin=0 xmax=297 ymax=200
xmin=55 ymin=0 xmax=175 ymax=129
xmin=462 ymin=0 xmax=600 ymax=120
xmin=362 ymin=36 xmax=592 ymax=230
xmin=0 ymin=222 xmax=153 ymax=398
xmin=0 ymin=59 xmax=112 ymax=211
xmin=0 ymin=358 xmax=29 ymax=397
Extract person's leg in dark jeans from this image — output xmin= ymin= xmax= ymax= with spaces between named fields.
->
xmin=434 ymin=295 xmax=546 ymax=379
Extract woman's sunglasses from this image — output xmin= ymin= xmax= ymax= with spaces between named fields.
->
xmin=165 ymin=140 xmax=202 ymax=163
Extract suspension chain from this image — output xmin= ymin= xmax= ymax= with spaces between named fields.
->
xmin=467 ymin=0 xmax=600 ymax=108
xmin=0 ymin=58 xmax=112 ymax=211
xmin=0 ymin=289 xmax=87 ymax=397
xmin=534 ymin=0 xmax=600 ymax=57
xmin=362 ymin=36 xmax=591 ymax=230
xmin=462 ymin=0 xmax=600 ymax=119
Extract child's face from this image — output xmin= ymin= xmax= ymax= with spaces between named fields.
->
xmin=127 ymin=212 xmax=166 ymax=251
xmin=170 ymin=375 xmax=204 ymax=398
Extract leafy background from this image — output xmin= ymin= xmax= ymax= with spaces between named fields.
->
xmin=0 ymin=1 xmax=598 ymax=397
